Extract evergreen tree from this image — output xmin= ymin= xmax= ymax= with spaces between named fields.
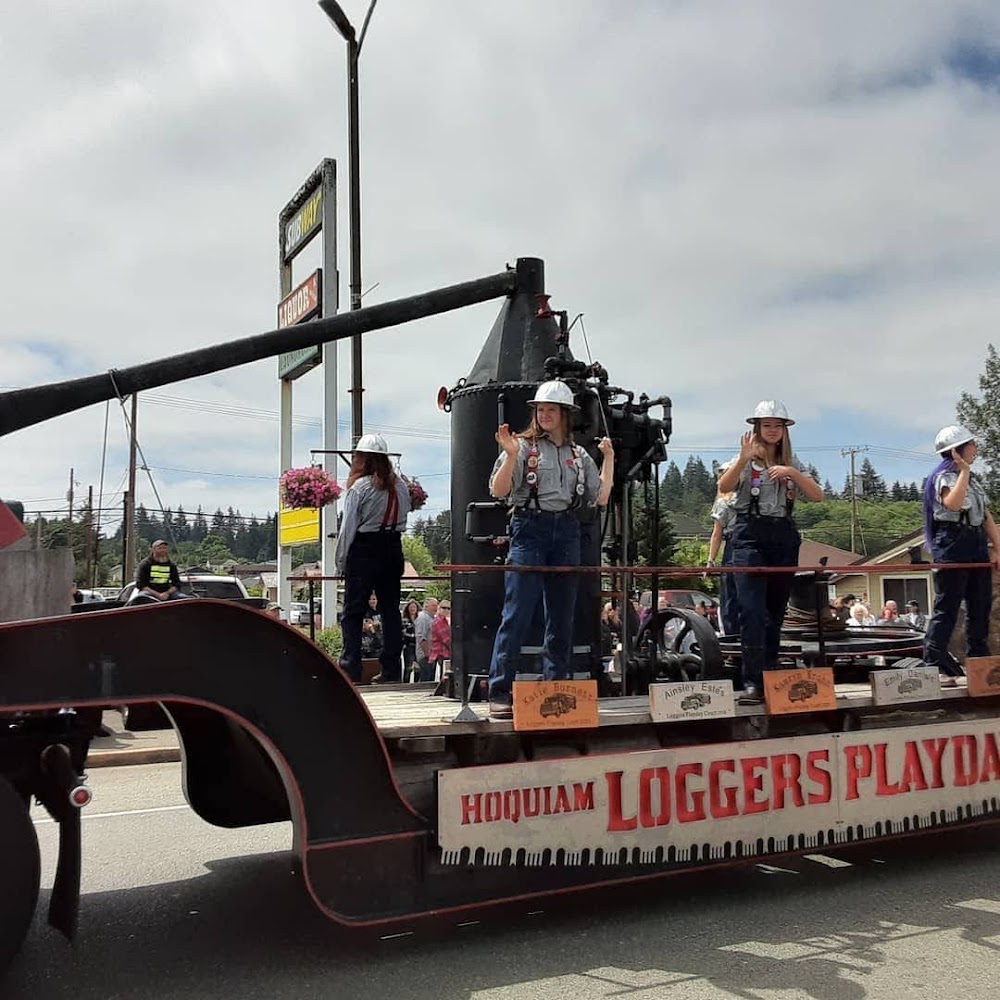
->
xmin=630 ymin=487 xmax=676 ymax=566
xmin=957 ymin=343 xmax=1000 ymax=497
xmin=192 ymin=506 xmax=208 ymax=542
xmin=411 ymin=511 xmax=451 ymax=564
xmin=660 ymin=461 xmax=684 ymax=510
xmin=680 ymin=456 xmax=715 ymax=514
xmin=890 ymin=480 xmax=905 ymax=501
xmin=174 ymin=506 xmax=189 ymax=543
xmin=859 ymin=458 xmax=887 ymax=500
xmin=822 ymin=479 xmax=837 ymax=499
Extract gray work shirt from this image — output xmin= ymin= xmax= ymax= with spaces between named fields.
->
xmin=334 ymin=476 xmax=411 ymax=572
xmin=491 ymin=436 xmax=600 ymax=511
xmin=710 ymin=496 xmax=737 ymax=534
xmin=723 ymin=454 xmax=808 ymax=518
xmin=415 ymin=609 xmax=434 ymax=659
xmin=932 ymin=470 xmax=988 ymax=526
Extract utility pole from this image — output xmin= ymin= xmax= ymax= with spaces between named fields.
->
xmin=123 ymin=394 xmax=138 ymax=584
xmin=67 ymin=467 xmax=75 ymax=558
xmin=84 ymin=485 xmax=94 ymax=588
xmin=840 ymin=446 xmax=868 ymax=555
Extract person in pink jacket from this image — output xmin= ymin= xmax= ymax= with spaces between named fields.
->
xmin=428 ymin=600 xmax=452 ymax=681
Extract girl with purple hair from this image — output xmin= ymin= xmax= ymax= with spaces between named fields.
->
xmin=922 ymin=424 xmax=1000 ymax=685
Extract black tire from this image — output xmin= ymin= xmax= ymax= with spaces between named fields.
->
xmin=638 ymin=608 xmax=730 ymax=683
xmin=0 ymin=775 xmax=41 ymax=974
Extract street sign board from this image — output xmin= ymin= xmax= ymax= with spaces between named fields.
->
xmin=283 ymin=187 xmax=323 ymax=261
xmin=278 ymin=503 xmax=320 ymax=547
xmin=278 ymin=270 xmax=323 ymax=381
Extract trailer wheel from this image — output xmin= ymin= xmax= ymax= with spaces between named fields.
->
xmin=0 ymin=776 xmax=41 ymax=973
xmin=638 ymin=608 xmax=731 ymax=683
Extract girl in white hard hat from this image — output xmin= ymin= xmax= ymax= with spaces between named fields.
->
xmin=334 ymin=433 xmax=411 ymax=683
xmin=717 ymin=400 xmax=823 ymax=703
xmin=486 ymin=380 xmax=614 ymax=719
xmin=922 ymin=425 xmax=1000 ymax=685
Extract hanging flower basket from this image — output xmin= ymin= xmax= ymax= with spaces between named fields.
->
xmin=280 ymin=467 xmax=342 ymax=509
xmin=402 ymin=475 xmax=428 ymax=511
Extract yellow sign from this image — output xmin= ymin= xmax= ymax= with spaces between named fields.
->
xmin=278 ymin=504 xmax=320 ymax=547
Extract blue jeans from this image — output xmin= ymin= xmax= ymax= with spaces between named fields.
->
xmin=924 ymin=523 xmax=992 ymax=673
xmin=730 ymin=515 xmax=800 ymax=688
xmin=488 ymin=510 xmax=581 ymax=704
xmin=719 ymin=535 xmax=740 ymax=636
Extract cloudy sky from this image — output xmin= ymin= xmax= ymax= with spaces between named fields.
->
xmin=3 ymin=0 xmax=1000 ymax=539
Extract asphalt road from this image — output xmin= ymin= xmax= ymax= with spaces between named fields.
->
xmin=4 ymin=762 xmax=1000 ymax=1000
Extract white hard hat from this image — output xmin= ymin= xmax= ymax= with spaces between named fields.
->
xmin=528 ymin=380 xmax=579 ymax=410
xmin=934 ymin=424 xmax=974 ymax=454
xmin=355 ymin=432 xmax=389 ymax=454
xmin=746 ymin=399 xmax=794 ymax=426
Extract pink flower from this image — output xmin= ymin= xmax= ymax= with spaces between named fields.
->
xmin=402 ymin=475 xmax=428 ymax=511
xmin=280 ymin=467 xmax=342 ymax=509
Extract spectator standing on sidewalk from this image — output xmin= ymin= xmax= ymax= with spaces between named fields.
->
xmin=401 ymin=600 xmax=420 ymax=680
xmin=428 ymin=599 xmax=452 ymax=681
xmin=414 ymin=597 xmax=438 ymax=681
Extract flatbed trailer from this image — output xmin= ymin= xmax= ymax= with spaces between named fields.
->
xmin=2 ymin=257 xmax=998 ymax=975
xmin=3 ymin=600 xmax=999 ymax=974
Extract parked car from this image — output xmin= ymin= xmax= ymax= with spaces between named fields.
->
xmin=117 ymin=569 xmax=250 ymax=604
xmin=288 ymin=602 xmax=311 ymax=626
xmin=639 ymin=589 xmax=720 ymax=630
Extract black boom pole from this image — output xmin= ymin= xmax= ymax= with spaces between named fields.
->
xmin=0 ymin=262 xmax=532 ymax=437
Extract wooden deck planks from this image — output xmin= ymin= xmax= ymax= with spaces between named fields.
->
xmin=358 ymin=682 xmax=972 ymax=740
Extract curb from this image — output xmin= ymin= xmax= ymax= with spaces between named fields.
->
xmin=86 ymin=746 xmax=181 ymax=768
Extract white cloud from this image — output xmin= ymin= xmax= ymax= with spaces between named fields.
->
xmin=3 ymin=0 xmax=1000 ymax=531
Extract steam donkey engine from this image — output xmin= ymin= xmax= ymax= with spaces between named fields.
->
xmin=439 ymin=258 xmax=726 ymax=697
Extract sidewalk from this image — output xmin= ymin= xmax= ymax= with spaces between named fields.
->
xmin=86 ymin=710 xmax=181 ymax=768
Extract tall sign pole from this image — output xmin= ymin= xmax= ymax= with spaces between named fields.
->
xmin=277 ymin=160 xmax=338 ymax=621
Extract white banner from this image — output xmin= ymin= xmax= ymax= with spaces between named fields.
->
xmin=438 ymin=719 xmax=1000 ymax=865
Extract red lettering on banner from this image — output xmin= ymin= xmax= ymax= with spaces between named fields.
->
xmin=484 ymin=791 xmax=502 ymax=821
xmin=675 ymin=763 xmax=706 ymax=823
xmin=523 ymin=788 xmax=541 ymax=817
xmin=844 ymin=744 xmax=872 ymax=800
xmin=770 ymin=753 xmax=804 ymax=810
xmin=573 ymin=782 xmax=595 ymax=812
xmin=741 ymin=757 xmax=769 ymax=814
xmin=980 ymin=733 xmax=1000 ymax=783
xmin=875 ymin=744 xmax=899 ymax=796
xmin=606 ymin=771 xmax=638 ymax=832
xmin=921 ymin=738 xmax=948 ymax=789
xmin=954 ymin=735 xmax=979 ymax=787
xmin=709 ymin=759 xmax=739 ymax=819
xmin=461 ymin=793 xmax=481 ymax=825
xmin=898 ymin=742 xmax=928 ymax=794
xmin=638 ymin=767 xmax=670 ymax=828
xmin=553 ymin=786 xmax=572 ymax=814
xmin=806 ymin=749 xmax=832 ymax=804
xmin=543 ymin=786 xmax=553 ymax=815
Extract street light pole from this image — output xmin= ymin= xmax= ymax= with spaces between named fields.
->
xmin=318 ymin=0 xmax=378 ymax=446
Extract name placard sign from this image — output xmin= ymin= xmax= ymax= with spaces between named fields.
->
xmin=649 ymin=680 xmax=735 ymax=723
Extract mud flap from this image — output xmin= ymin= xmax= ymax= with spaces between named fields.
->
xmin=39 ymin=744 xmax=83 ymax=940
xmin=0 ymin=775 xmax=40 ymax=971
